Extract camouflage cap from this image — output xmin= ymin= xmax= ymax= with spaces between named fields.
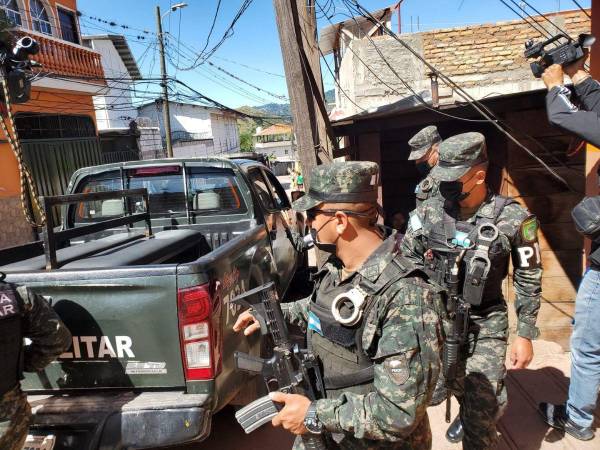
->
xmin=407 ymin=125 xmax=442 ymax=160
xmin=291 ymin=161 xmax=379 ymax=212
xmin=430 ymin=132 xmax=487 ymax=182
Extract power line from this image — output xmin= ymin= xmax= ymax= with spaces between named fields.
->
xmin=343 ymin=0 xmax=577 ymax=192
xmin=571 ymin=0 xmax=591 ymax=18
xmin=199 ymin=0 xmax=223 ymax=57
xmin=315 ymin=2 xmax=490 ymax=123
xmin=173 ymin=0 xmax=255 ymax=70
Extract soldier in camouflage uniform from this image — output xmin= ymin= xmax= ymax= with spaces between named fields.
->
xmin=408 ymin=126 xmax=443 ymax=206
xmin=234 ymin=161 xmax=445 ymax=449
xmin=0 ymin=280 xmax=71 ymax=450
xmin=401 ymin=132 xmax=542 ymax=449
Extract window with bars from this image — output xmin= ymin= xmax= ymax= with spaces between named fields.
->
xmin=15 ymin=113 xmax=96 ymax=139
xmin=0 ymin=0 xmax=22 ymax=26
xmin=30 ymin=0 xmax=52 ymax=35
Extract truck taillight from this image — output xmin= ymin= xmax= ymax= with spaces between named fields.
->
xmin=177 ymin=284 xmax=217 ymax=380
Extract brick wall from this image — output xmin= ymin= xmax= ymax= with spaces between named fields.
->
xmin=422 ymin=9 xmax=591 ymax=86
xmin=0 ymin=196 xmax=35 ymax=249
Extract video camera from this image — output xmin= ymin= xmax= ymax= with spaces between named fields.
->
xmin=0 ymin=35 xmax=40 ymax=103
xmin=524 ymin=33 xmax=595 ymax=78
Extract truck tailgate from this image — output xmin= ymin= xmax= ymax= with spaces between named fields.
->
xmin=10 ymin=267 xmax=187 ymax=391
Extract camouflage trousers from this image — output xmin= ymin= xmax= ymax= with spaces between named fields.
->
xmin=0 ymin=386 xmax=32 ymax=450
xmin=292 ymin=411 xmax=432 ymax=450
xmin=445 ymin=307 xmax=509 ymax=450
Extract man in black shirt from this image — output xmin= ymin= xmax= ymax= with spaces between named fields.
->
xmin=539 ymin=53 xmax=600 ymax=441
xmin=542 ymin=50 xmax=600 ymax=148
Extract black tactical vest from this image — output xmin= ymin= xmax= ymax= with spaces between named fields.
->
xmin=0 ymin=282 xmax=23 ymax=396
xmin=422 ymin=196 xmax=515 ymax=309
xmin=307 ymin=256 xmax=420 ymax=399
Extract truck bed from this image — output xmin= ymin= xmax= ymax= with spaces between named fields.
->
xmin=0 ymin=229 xmax=211 ymax=272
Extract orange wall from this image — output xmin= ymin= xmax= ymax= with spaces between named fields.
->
xmin=0 ymin=87 xmax=96 ymax=197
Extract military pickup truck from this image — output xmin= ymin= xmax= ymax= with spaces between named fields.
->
xmin=0 ymin=157 xmax=308 ymax=450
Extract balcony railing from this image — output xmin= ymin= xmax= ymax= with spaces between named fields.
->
xmin=17 ymin=29 xmax=105 ymax=84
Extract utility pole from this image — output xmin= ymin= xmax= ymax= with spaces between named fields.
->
xmin=156 ymin=5 xmax=173 ymax=158
xmin=272 ymin=0 xmax=333 ymax=186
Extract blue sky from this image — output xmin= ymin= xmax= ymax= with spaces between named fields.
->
xmin=77 ymin=0 xmax=592 ymax=109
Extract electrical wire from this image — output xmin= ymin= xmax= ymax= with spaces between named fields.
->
xmin=571 ymin=0 xmax=592 ymax=19
xmin=315 ymin=2 xmax=490 ymax=123
xmin=344 ymin=0 xmax=578 ymax=192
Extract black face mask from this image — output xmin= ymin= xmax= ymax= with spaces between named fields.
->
xmin=439 ymin=181 xmax=469 ymax=203
xmin=310 ymin=219 xmax=338 ymax=253
xmin=416 ymin=161 xmax=431 ymax=177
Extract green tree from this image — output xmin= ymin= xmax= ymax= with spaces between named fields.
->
xmin=240 ymin=131 xmax=254 ymax=152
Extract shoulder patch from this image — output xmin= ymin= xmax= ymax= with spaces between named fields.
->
xmin=384 ymin=356 xmax=410 ymax=385
xmin=520 ymin=216 xmax=539 ymax=243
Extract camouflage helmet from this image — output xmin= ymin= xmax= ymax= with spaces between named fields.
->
xmin=430 ymin=132 xmax=487 ymax=182
xmin=408 ymin=125 xmax=442 ymax=160
xmin=291 ymin=161 xmax=379 ymax=212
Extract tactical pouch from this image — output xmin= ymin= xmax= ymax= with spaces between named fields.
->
xmin=463 ymin=224 xmax=498 ymax=306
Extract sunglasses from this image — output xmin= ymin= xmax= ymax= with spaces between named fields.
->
xmin=306 ymin=207 xmax=377 ymax=221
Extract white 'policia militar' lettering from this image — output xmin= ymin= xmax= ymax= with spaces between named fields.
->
xmin=59 ymin=335 xmax=135 ymax=359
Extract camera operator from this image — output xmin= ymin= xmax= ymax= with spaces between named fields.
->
xmin=542 ymin=50 xmax=600 ymax=148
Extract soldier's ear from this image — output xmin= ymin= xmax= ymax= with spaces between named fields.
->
xmin=475 ymin=169 xmax=486 ymax=184
xmin=335 ymin=211 xmax=349 ymax=234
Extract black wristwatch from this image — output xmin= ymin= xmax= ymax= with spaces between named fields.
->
xmin=304 ymin=401 xmax=324 ymax=434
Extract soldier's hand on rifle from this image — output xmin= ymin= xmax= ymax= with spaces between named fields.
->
xmin=233 ymin=309 xmax=261 ymax=336
xmin=269 ymin=392 xmax=311 ymax=435
xmin=542 ymin=64 xmax=565 ymax=90
xmin=510 ymin=336 xmax=534 ymax=369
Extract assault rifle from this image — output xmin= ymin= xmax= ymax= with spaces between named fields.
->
xmin=443 ymin=249 xmax=468 ymax=423
xmin=443 ymin=223 xmax=498 ymax=421
xmin=232 ymin=282 xmax=327 ymax=450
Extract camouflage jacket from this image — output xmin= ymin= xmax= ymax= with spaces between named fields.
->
xmin=0 ymin=285 xmax=71 ymax=442
xmin=283 ymin=234 xmax=444 ymax=448
xmin=401 ymin=193 xmax=542 ymax=340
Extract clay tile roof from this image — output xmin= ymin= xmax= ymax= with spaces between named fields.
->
xmin=254 ymin=123 xmax=293 ymax=136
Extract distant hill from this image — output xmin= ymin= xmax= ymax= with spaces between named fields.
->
xmin=237 ymin=89 xmax=337 ymax=150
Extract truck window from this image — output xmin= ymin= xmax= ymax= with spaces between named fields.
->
xmin=263 ymin=170 xmax=291 ymax=210
xmin=247 ymin=168 xmax=275 ymax=210
xmin=72 ymin=167 xmax=246 ymax=223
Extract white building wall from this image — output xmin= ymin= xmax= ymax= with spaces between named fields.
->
xmin=137 ymin=102 xmax=241 ymax=156
xmin=87 ymin=38 xmax=137 ymax=130
xmin=255 ymin=141 xmax=294 ymax=160
xmin=210 ymin=113 xmax=240 ymax=155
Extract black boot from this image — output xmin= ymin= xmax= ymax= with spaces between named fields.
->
xmin=446 ymin=415 xmax=464 ymax=443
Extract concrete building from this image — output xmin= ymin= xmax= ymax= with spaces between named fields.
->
xmin=83 ymin=34 xmax=163 ymax=162
xmin=320 ymin=7 xmax=590 ymax=118
xmin=0 ymin=0 xmax=108 ymax=248
xmin=323 ymin=8 xmax=591 ymax=348
xmin=254 ymin=123 xmax=296 ymax=175
xmin=138 ymin=100 xmax=241 ymax=158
